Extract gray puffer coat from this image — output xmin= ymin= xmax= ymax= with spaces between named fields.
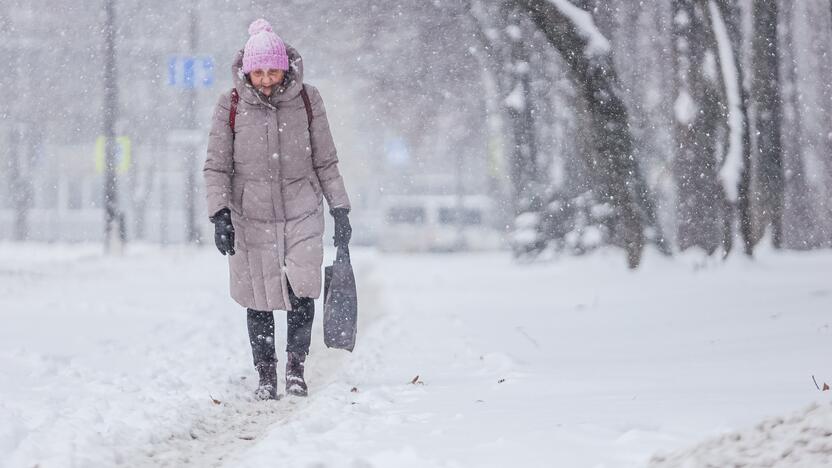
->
xmin=204 ymin=45 xmax=350 ymax=311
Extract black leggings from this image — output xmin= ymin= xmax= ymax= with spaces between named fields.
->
xmin=246 ymin=284 xmax=315 ymax=365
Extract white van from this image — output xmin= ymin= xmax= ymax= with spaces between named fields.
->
xmin=378 ymin=195 xmax=504 ymax=252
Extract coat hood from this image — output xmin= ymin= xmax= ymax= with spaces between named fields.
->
xmin=232 ymin=43 xmax=305 ymax=107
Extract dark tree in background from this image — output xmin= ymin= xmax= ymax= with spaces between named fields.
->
xmin=2 ymin=4 xmax=40 ymax=242
xmin=503 ymin=5 xmax=541 ymax=216
xmin=6 ymin=126 xmax=36 ymax=241
xmin=515 ymin=0 xmax=668 ymax=267
xmin=709 ymin=0 xmax=754 ymax=256
xmin=805 ymin=1 xmax=832 ymax=248
xmin=751 ymin=0 xmax=785 ymax=249
xmin=103 ymin=0 xmax=126 ymax=254
xmin=780 ymin=0 xmax=818 ymax=250
xmin=671 ymin=0 xmax=725 ymax=255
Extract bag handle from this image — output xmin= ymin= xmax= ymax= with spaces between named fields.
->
xmin=336 ymin=244 xmax=351 ymax=264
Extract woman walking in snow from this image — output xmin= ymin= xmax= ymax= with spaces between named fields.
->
xmin=203 ymin=19 xmax=352 ymax=400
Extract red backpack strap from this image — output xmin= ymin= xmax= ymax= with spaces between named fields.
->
xmin=300 ymin=85 xmax=313 ymax=129
xmin=229 ymin=88 xmax=239 ymax=135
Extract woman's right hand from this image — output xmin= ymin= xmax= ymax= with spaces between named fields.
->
xmin=210 ymin=208 xmax=236 ymax=256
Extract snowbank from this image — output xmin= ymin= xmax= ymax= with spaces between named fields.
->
xmin=650 ymin=402 xmax=832 ymax=467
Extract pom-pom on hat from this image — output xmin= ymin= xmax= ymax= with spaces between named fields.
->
xmin=242 ymin=19 xmax=289 ymax=73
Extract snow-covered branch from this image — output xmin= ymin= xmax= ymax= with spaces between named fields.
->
xmin=545 ymin=0 xmax=611 ymax=56
xmin=709 ymin=0 xmax=743 ymax=202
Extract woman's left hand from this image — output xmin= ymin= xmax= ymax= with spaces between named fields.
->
xmin=332 ymin=208 xmax=352 ymax=248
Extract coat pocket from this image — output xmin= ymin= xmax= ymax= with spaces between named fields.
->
xmin=284 ymin=178 xmax=321 ymax=220
xmin=241 ymin=180 xmax=277 ymax=221
xmin=243 ymin=219 xmax=279 ymax=246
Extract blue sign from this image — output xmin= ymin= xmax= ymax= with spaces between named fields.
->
xmin=168 ymin=56 xmax=214 ymax=89
xmin=384 ymin=137 xmax=410 ymax=167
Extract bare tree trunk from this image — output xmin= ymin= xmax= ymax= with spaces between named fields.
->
xmin=184 ymin=8 xmax=201 ymax=244
xmin=103 ymin=0 xmax=125 ymax=253
xmin=722 ymin=0 xmax=754 ymax=256
xmin=4 ymin=13 xmax=32 ymax=242
xmin=709 ymin=0 xmax=754 ymax=256
xmin=811 ymin=2 xmax=832 ymax=247
xmin=752 ymin=0 xmax=785 ymax=249
xmin=8 ymin=126 xmax=30 ymax=241
xmin=466 ymin=0 xmax=513 ymax=210
xmin=515 ymin=0 xmax=655 ymax=267
xmin=503 ymin=6 xmax=541 ymax=214
xmin=130 ymin=148 xmax=157 ymax=241
xmin=779 ymin=0 xmax=816 ymax=249
xmin=672 ymin=1 xmax=724 ymax=255
xmin=649 ymin=2 xmax=681 ymax=244
xmin=619 ymin=4 xmax=674 ymax=256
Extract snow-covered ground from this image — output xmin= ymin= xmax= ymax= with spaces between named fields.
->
xmin=1 ymin=243 xmax=830 ymax=467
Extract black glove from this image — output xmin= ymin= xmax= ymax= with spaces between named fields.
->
xmin=331 ymin=207 xmax=352 ymax=248
xmin=210 ymin=207 xmax=236 ymax=256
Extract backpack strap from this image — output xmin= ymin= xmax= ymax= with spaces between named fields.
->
xmin=300 ymin=85 xmax=313 ymax=129
xmin=229 ymin=88 xmax=240 ymax=135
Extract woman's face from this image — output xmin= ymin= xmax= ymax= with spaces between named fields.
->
xmin=250 ymin=68 xmax=285 ymax=96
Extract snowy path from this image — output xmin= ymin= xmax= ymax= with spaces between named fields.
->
xmin=128 ymin=253 xmax=384 ymax=468
xmin=0 ymin=244 xmax=377 ymax=468
xmin=1 ymin=245 xmax=831 ymax=467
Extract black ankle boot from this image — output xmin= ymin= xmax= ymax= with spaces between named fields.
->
xmin=248 ymin=309 xmax=278 ymax=400
xmin=255 ymin=361 xmax=278 ymax=400
xmin=285 ymin=352 xmax=308 ymax=397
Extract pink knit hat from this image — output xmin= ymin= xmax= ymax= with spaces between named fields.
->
xmin=242 ymin=19 xmax=289 ymax=73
